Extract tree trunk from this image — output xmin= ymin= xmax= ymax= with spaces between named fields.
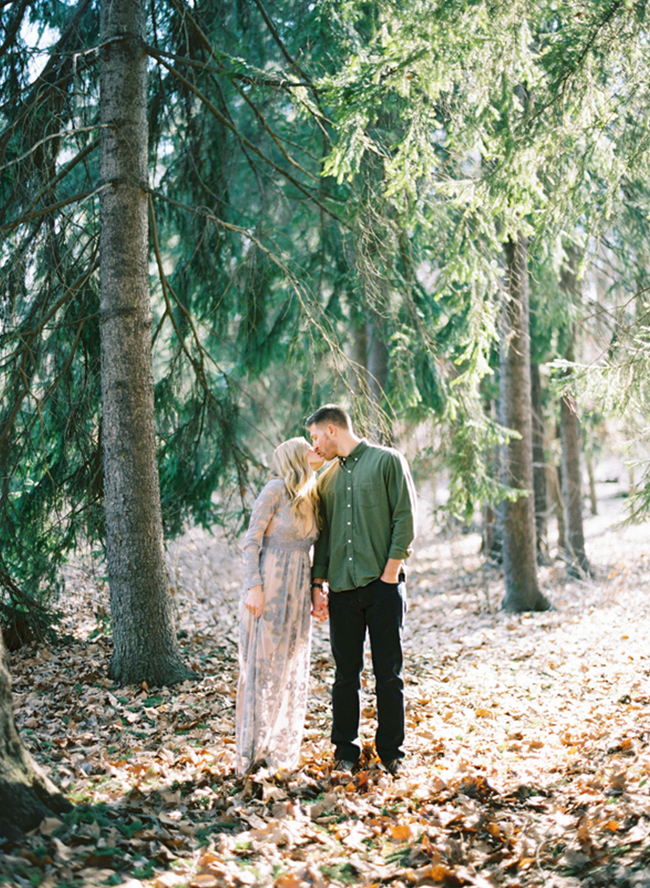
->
xmin=100 ymin=0 xmax=193 ymax=686
xmin=481 ymin=397 xmax=502 ymax=563
xmin=0 ymin=631 xmax=72 ymax=839
xmin=561 ymin=393 xmax=590 ymax=576
xmin=586 ymin=453 xmax=598 ymax=516
xmin=500 ymin=236 xmax=550 ymax=613
xmin=559 ymin=251 xmax=590 ymax=578
xmin=552 ymin=456 xmax=566 ymax=555
xmin=349 ymin=321 xmax=368 ymax=398
xmin=530 ymin=361 xmax=548 ymax=562
xmin=366 ymin=317 xmax=391 ymax=444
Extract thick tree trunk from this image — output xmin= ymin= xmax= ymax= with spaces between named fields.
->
xmin=0 ymin=631 xmax=71 ymax=839
xmin=561 ymin=394 xmax=590 ymax=576
xmin=100 ymin=0 xmax=193 ymax=686
xmin=530 ymin=361 xmax=548 ymax=562
xmin=500 ymin=236 xmax=550 ymax=613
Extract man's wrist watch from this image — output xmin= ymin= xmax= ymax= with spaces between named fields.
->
xmin=311 ymin=582 xmax=324 ymax=589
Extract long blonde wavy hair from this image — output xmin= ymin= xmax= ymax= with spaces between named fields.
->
xmin=271 ymin=437 xmax=320 ymax=527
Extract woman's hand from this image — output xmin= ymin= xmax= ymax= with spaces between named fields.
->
xmin=311 ymin=584 xmax=329 ymax=622
xmin=245 ymin=585 xmax=264 ymax=618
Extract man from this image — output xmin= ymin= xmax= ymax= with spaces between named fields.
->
xmin=306 ymin=404 xmax=417 ymax=777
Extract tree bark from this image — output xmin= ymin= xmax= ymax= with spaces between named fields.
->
xmin=559 ymin=251 xmax=590 ymax=578
xmin=481 ymin=397 xmax=502 ymax=563
xmin=500 ymin=236 xmax=550 ymax=612
xmin=100 ymin=0 xmax=193 ymax=686
xmin=0 ymin=631 xmax=72 ymax=839
xmin=552 ymin=451 xmax=566 ymax=555
xmin=530 ymin=360 xmax=548 ymax=562
xmin=366 ymin=317 xmax=391 ymax=444
xmin=586 ymin=454 xmax=598 ymax=516
xmin=561 ymin=393 xmax=590 ymax=576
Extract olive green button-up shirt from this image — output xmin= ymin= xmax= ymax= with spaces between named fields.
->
xmin=312 ymin=439 xmax=417 ymax=592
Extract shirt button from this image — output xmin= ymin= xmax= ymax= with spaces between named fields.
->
xmin=348 ymin=557 xmax=352 ymax=561
xmin=347 ymin=504 xmax=351 ymax=508
xmin=347 ymin=486 xmax=351 ymax=490
xmin=348 ymin=539 xmax=351 ymax=543
xmin=347 ymin=521 xmax=351 ymax=525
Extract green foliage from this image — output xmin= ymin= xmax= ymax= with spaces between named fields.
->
xmin=4 ymin=0 xmax=650 ymax=640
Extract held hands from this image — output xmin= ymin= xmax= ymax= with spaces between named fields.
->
xmin=245 ymin=585 xmax=264 ymax=618
xmin=311 ymin=583 xmax=329 ymax=622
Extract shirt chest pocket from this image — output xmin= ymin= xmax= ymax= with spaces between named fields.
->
xmin=355 ymin=481 xmax=385 ymax=509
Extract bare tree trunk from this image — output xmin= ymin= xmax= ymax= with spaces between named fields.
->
xmin=561 ymin=394 xmax=590 ymax=576
xmin=559 ymin=251 xmax=590 ymax=578
xmin=552 ymin=455 xmax=566 ymax=555
xmin=0 ymin=631 xmax=71 ymax=838
xmin=530 ymin=360 xmax=548 ymax=562
xmin=586 ymin=454 xmax=598 ymax=516
xmin=500 ymin=236 xmax=550 ymax=612
xmin=100 ymin=0 xmax=193 ymax=686
xmin=349 ymin=321 xmax=368 ymax=398
xmin=366 ymin=317 xmax=391 ymax=444
xmin=481 ymin=397 xmax=502 ymax=562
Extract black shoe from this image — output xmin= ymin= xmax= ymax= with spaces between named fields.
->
xmin=382 ymin=758 xmax=404 ymax=777
xmin=333 ymin=758 xmax=357 ymax=773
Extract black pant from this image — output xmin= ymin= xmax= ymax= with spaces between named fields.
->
xmin=328 ymin=577 xmax=406 ymax=764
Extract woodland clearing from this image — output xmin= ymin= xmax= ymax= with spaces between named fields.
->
xmin=2 ymin=478 xmax=650 ymax=888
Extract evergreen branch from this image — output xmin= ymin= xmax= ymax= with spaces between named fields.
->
xmin=249 ymin=0 xmax=312 ymax=87
xmin=0 ymin=137 xmax=98 ymax=229
xmin=142 ymin=46 xmax=312 ymax=89
xmin=148 ymin=190 xmax=346 ymax=389
xmin=0 ymin=260 xmax=98 ymax=453
xmin=163 ymin=0 xmax=331 ymax=140
xmin=0 ymin=126 xmax=103 ymax=175
xmin=150 ymin=54 xmax=349 ymax=228
xmin=528 ymin=0 xmax=626 ymax=128
xmin=0 ymin=186 xmax=106 ymax=235
xmin=0 ymin=0 xmax=30 ymax=58
xmin=148 ymin=196 xmax=249 ymax=504
xmin=0 ymin=0 xmax=95 ymax=161
xmin=147 ymin=43 xmax=319 ymax=181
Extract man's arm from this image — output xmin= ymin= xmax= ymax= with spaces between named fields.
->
xmin=386 ymin=451 xmax=418 ymax=563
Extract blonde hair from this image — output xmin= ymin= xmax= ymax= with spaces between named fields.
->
xmin=271 ymin=437 xmax=320 ymax=527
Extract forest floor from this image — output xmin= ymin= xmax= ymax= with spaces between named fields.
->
xmin=3 ymin=479 xmax=650 ymax=888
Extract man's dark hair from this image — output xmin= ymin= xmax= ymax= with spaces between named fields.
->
xmin=305 ymin=404 xmax=352 ymax=430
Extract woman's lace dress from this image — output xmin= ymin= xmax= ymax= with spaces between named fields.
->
xmin=235 ymin=478 xmax=318 ymax=773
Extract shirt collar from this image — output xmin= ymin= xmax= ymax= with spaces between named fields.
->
xmin=338 ymin=438 xmax=368 ymax=466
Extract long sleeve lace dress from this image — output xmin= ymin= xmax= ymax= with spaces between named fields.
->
xmin=235 ymin=478 xmax=318 ymax=773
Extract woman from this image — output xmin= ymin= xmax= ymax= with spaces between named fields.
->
xmin=235 ymin=437 xmax=326 ymax=774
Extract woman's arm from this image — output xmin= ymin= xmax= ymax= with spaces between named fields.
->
xmin=242 ymin=480 xmax=282 ymax=617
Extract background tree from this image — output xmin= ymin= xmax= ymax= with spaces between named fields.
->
xmin=99 ymin=0 xmax=193 ymax=685
xmin=500 ymin=236 xmax=550 ymax=611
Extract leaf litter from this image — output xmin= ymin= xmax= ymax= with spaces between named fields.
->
xmin=3 ymin=491 xmax=650 ymax=888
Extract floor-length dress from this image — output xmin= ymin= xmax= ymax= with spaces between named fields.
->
xmin=235 ymin=478 xmax=318 ymax=773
